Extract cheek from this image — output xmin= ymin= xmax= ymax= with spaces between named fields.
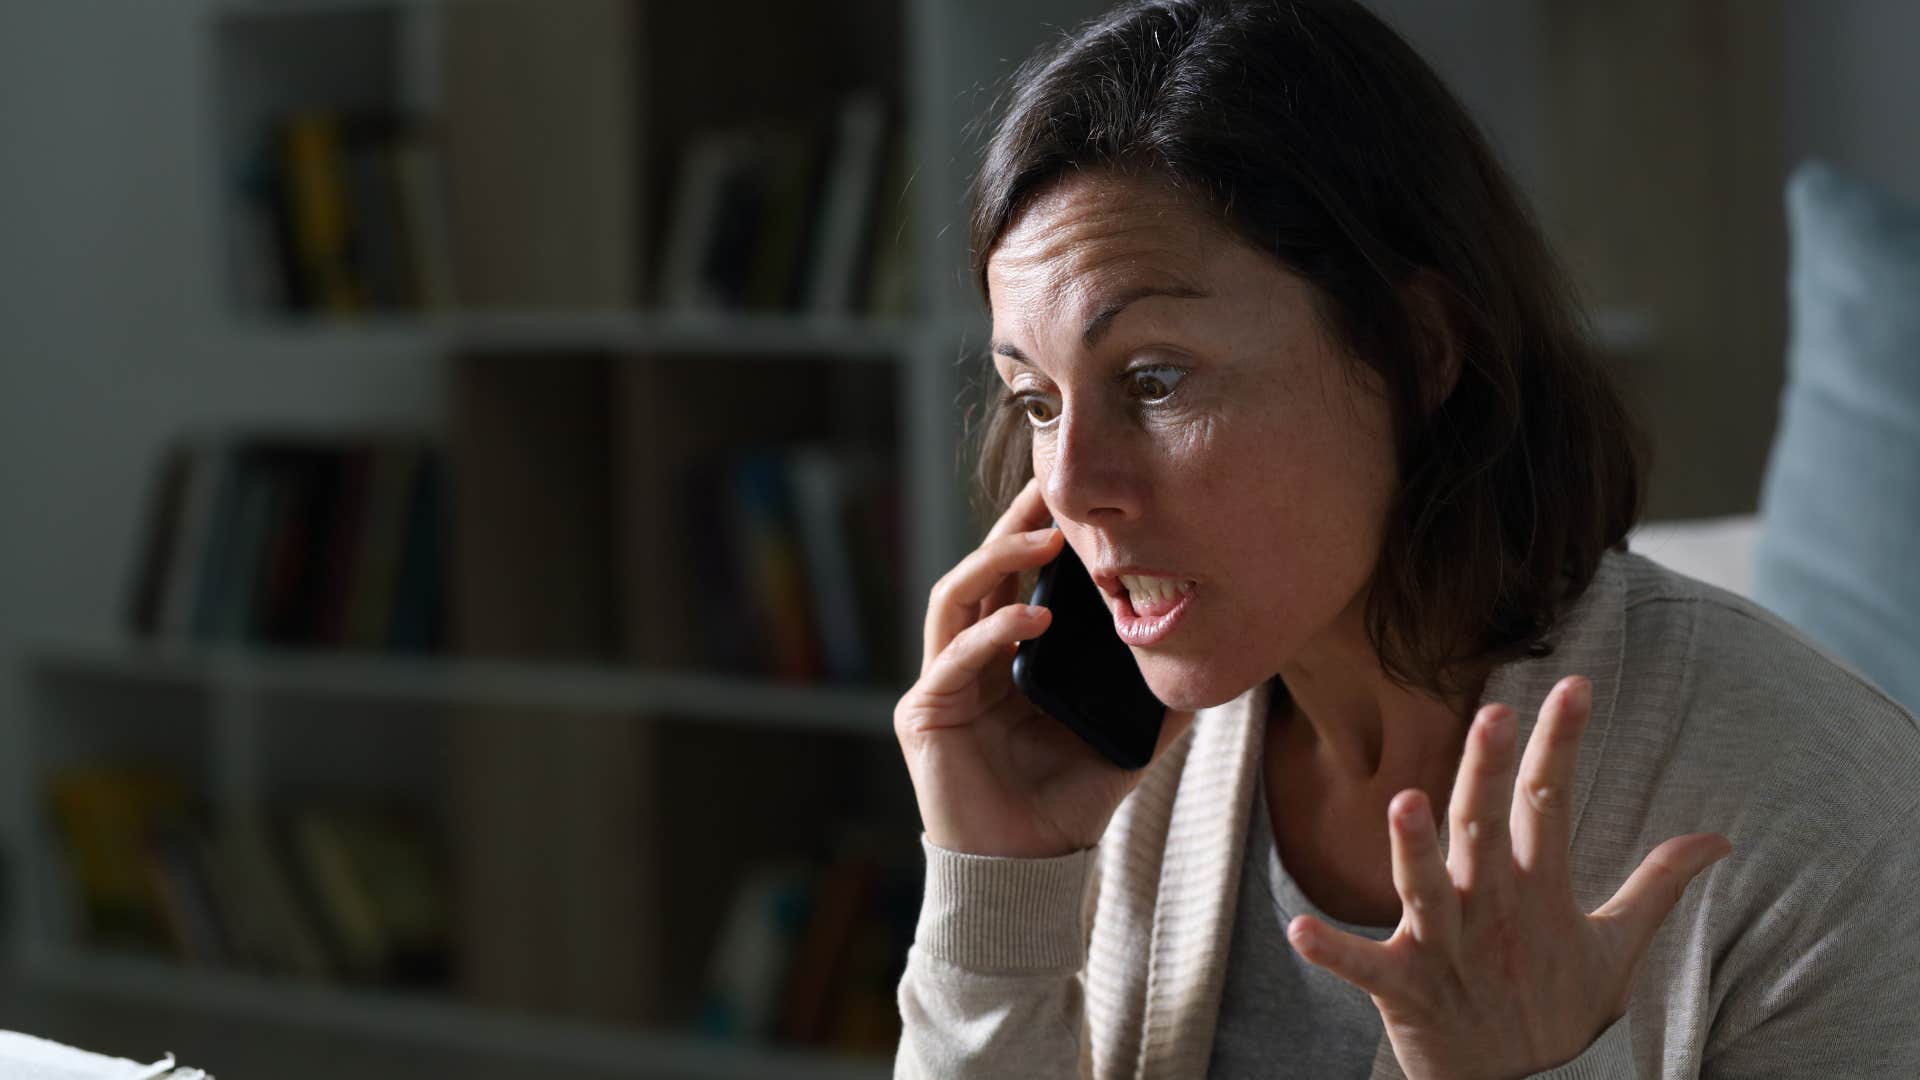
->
xmin=1028 ymin=434 xmax=1058 ymax=499
xmin=1194 ymin=401 xmax=1395 ymax=573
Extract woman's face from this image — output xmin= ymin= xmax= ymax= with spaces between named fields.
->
xmin=986 ymin=171 xmax=1400 ymax=711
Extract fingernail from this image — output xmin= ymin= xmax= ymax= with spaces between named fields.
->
xmin=1571 ymin=677 xmax=1591 ymax=712
xmin=1025 ymin=527 xmax=1057 ymax=543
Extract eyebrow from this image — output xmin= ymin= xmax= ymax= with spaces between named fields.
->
xmin=991 ymin=283 xmax=1212 ymax=366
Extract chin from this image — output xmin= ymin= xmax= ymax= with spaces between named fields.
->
xmin=1133 ymin=652 xmax=1257 ymax=713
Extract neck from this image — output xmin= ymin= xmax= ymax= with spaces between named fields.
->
xmin=1270 ymin=601 xmax=1483 ymax=790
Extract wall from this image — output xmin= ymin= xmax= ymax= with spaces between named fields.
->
xmin=0 ymin=1 xmax=442 ymax=945
xmin=1783 ymin=0 xmax=1920 ymax=202
xmin=0 ymin=2 xmax=442 ymax=651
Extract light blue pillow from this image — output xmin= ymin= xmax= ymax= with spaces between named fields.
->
xmin=1753 ymin=161 xmax=1920 ymax=713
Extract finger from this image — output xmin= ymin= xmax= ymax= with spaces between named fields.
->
xmin=1591 ymin=833 xmax=1733 ymax=960
xmin=1390 ymin=789 xmax=1461 ymax=948
xmin=978 ymin=476 xmax=1052 ymax=620
xmin=922 ymin=526 xmax=1065 ymax=674
xmin=1287 ymin=915 xmax=1398 ymax=999
xmin=913 ymin=603 xmax=1053 ymax=705
xmin=981 ymin=475 xmax=1049 ymax=542
xmin=1446 ymin=704 xmax=1518 ymax=893
xmin=1510 ymin=676 xmax=1591 ymax=880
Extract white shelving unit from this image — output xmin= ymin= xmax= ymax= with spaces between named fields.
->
xmin=3 ymin=0 xmax=1112 ymax=1076
xmin=13 ymin=633 xmax=908 ymax=1078
xmin=26 ymin=637 xmax=899 ymax=735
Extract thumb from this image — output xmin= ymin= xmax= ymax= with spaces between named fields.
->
xmin=1592 ymin=833 xmax=1733 ymax=958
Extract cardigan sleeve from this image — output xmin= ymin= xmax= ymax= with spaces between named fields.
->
xmin=893 ymin=833 xmax=1098 ymax=1080
xmin=1703 ymin=801 xmax=1920 ymax=1077
xmin=1526 ymin=1012 xmax=1638 ymax=1079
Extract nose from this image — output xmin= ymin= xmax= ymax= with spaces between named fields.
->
xmin=1039 ymin=400 xmax=1143 ymax=525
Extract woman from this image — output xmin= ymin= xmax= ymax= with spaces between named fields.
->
xmin=890 ymin=1 xmax=1920 ymax=1077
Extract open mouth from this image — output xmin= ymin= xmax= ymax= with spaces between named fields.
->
xmin=1106 ymin=576 xmax=1197 ymax=647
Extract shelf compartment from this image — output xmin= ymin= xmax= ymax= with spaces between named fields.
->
xmin=21 ymin=946 xmax=892 ymax=1080
xmin=24 ymin=639 xmax=903 ymax=736
xmin=226 ymin=310 xmax=941 ymax=359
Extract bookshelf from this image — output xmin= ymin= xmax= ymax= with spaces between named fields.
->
xmin=5 ymin=0 xmax=1112 ymax=1076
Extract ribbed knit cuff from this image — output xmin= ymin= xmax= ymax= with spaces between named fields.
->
xmin=913 ymin=832 xmax=1096 ymax=973
xmin=1528 ymin=1011 xmax=1636 ymax=1080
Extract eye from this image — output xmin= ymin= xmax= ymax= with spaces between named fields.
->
xmin=1013 ymin=390 xmax=1059 ymax=427
xmin=1129 ymin=365 xmax=1187 ymax=403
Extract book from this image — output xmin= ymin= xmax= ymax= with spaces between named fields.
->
xmin=126 ymin=433 xmax=445 ymax=652
xmin=125 ymin=444 xmax=191 ymax=637
xmin=44 ymin=766 xmax=193 ymax=953
xmin=743 ymin=130 xmax=828 ymax=311
xmin=776 ymin=853 xmax=878 ymax=1046
xmin=657 ymin=129 xmax=764 ymax=311
xmin=389 ymin=131 xmax=458 ymax=309
xmin=681 ymin=450 xmax=757 ymax=673
xmin=140 ymin=816 xmax=231 ymax=967
xmin=252 ymin=444 xmax=343 ymax=644
xmin=286 ymin=806 xmax=388 ymax=982
xmin=155 ymin=436 xmax=228 ymax=640
xmin=275 ymin=799 xmax=450 ymax=987
xmin=805 ymin=91 xmax=890 ymax=315
xmin=186 ymin=442 xmax=247 ymax=640
xmin=694 ymin=861 xmax=817 ymax=1044
xmin=341 ymin=442 xmax=425 ymax=650
xmin=308 ymin=445 xmax=373 ymax=646
xmin=339 ymin=116 xmax=414 ymax=309
xmin=728 ymin=446 xmax=823 ymax=682
xmin=786 ymin=446 xmax=871 ymax=684
xmin=213 ymin=810 xmax=335 ymax=981
xmin=228 ymin=132 xmax=292 ymax=312
xmin=385 ymin=452 xmax=445 ymax=653
xmin=862 ymin=133 xmax=916 ymax=317
xmin=278 ymin=110 xmax=361 ymax=313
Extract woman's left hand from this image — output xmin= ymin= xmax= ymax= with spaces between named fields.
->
xmin=1286 ymin=675 xmax=1734 ymax=1079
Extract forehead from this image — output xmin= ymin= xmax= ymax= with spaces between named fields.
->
xmin=986 ymin=173 xmax=1229 ymax=320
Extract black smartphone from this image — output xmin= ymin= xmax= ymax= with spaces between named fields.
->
xmin=1011 ymin=536 xmax=1168 ymax=770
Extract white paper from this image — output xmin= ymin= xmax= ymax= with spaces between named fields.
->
xmin=0 ymin=1031 xmax=209 ymax=1080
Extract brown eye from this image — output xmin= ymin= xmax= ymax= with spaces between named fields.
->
xmin=1130 ymin=366 xmax=1186 ymax=403
xmin=1024 ymin=397 xmax=1057 ymax=423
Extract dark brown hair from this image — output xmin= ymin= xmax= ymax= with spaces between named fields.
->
xmin=966 ymin=0 xmax=1646 ymax=697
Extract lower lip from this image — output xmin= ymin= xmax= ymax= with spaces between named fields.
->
xmin=1110 ymin=586 xmax=1195 ymax=647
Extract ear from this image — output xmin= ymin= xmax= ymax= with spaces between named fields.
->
xmin=1403 ymin=270 xmax=1464 ymax=415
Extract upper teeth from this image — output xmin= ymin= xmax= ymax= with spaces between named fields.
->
xmin=1119 ymin=574 xmax=1194 ymax=608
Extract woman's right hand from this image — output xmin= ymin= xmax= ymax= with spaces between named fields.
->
xmin=894 ymin=477 xmax=1195 ymax=859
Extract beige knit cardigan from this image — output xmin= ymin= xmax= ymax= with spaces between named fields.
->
xmin=895 ymin=551 xmax=1920 ymax=1078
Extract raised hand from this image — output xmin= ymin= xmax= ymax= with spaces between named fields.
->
xmin=1287 ymin=675 xmax=1733 ymax=1078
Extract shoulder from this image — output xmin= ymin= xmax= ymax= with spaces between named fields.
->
xmin=1615 ymin=548 xmax=1912 ymax=722
xmin=1583 ymin=557 xmax=1920 ymax=1066
xmin=1610 ymin=549 xmax=1918 ymax=776
xmin=1598 ymin=550 xmax=1920 ymax=904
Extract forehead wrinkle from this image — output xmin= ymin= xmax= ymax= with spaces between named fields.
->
xmin=993 ymin=279 xmax=1208 ymax=375
xmin=988 ymin=174 xmax=1230 ymax=374
xmin=991 ymin=237 xmax=1211 ymax=375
